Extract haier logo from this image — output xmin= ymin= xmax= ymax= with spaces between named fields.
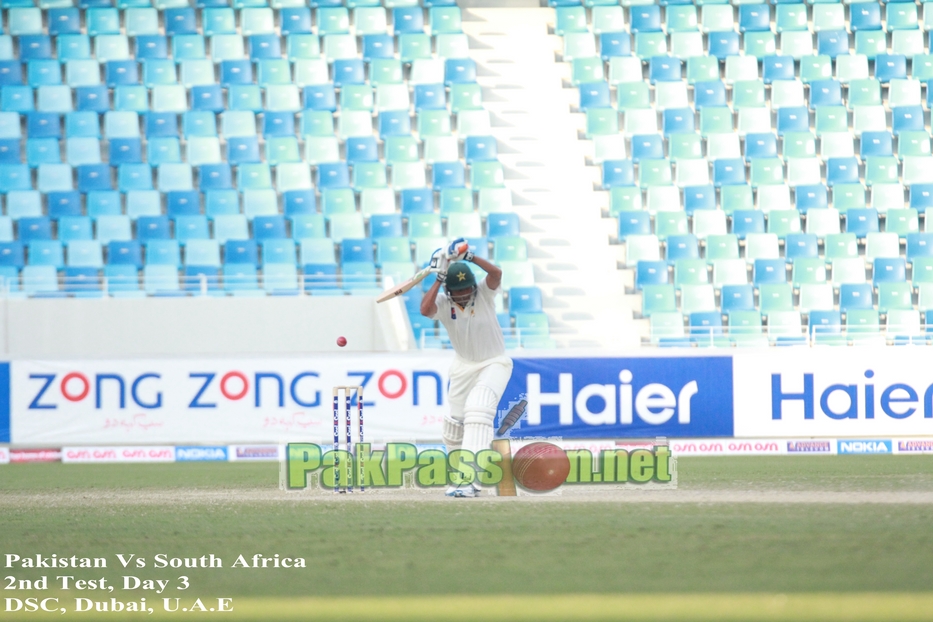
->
xmin=772 ymin=371 xmax=933 ymax=421
xmin=527 ymin=372 xmax=697 ymax=426
xmin=501 ymin=357 xmax=733 ymax=439
xmin=838 ymin=440 xmax=892 ymax=454
xmin=175 ymin=446 xmax=228 ymax=462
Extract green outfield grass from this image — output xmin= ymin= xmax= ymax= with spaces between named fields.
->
xmin=2 ymin=457 xmax=932 ymax=621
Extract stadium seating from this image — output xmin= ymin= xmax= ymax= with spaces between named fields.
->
xmin=557 ymin=1 xmax=933 ymax=346
xmin=0 ymin=1 xmax=551 ymax=349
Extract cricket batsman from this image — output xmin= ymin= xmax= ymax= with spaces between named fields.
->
xmin=420 ymin=238 xmax=513 ymax=497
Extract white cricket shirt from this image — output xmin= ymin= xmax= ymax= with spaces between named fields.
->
xmin=430 ymin=278 xmax=505 ymax=363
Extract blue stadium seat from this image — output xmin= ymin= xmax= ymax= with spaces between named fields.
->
xmin=136 ymin=35 xmax=168 ymax=61
xmin=817 ymin=31 xmax=849 ymax=58
xmin=619 ymin=212 xmax=651 ymax=240
xmin=739 ymin=4 xmax=770 ymax=32
xmin=753 ymin=258 xmax=787 ymax=285
xmin=713 ymin=159 xmax=746 ymax=187
xmin=393 ymin=7 xmax=425 ymax=33
xmin=508 ymin=286 xmax=543 ymax=316
xmin=693 ymin=82 xmax=727 ymax=110
xmin=378 ymin=110 xmax=411 ymax=138
xmin=340 ymin=238 xmax=374 ymax=264
xmin=221 ymin=60 xmax=253 ymax=86
xmin=182 ymin=265 xmax=220 ymax=292
xmin=48 ymin=191 xmax=82 ymax=219
xmin=49 ymin=9 xmax=81 ymax=35
xmin=200 ymin=165 xmax=233 ymax=192
xmin=262 ymin=239 xmax=297 ymax=266
xmin=601 ymin=160 xmax=634 ymax=188
xmin=145 ymin=239 xmax=180 ymax=267
xmin=192 ymin=85 xmax=223 ymax=112
xmin=165 ymin=8 xmax=197 ymax=35
xmin=845 ymin=208 xmax=880 ymax=238
xmin=840 ymin=283 xmax=874 ymax=311
xmin=826 ymin=157 xmax=860 ymax=186
xmin=110 ymin=138 xmax=142 ymax=165
xmin=892 ymin=106 xmax=924 ymax=134
xmin=649 ymin=56 xmax=682 ymax=83
xmin=683 ymin=186 xmax=715 ymax=214
xmin=873 ymin=257 xmax=907 ymax=285
xmin=762 ymin=56 xmax=795 ymax=84
xmin=254 ymin=215 xmax=287 ymax=240
xmin=599 ymin=34 xmax=630 ymax=60
xmin=0 ymin=241 xmax=24 ymax=268
xmin=346 ymin=137 xmax=378 ymax=163
xmin=284 ymin=190 xmax=316 ymax=216
xmin=464 ymin=136 xmax=497 ymax=163
xmin=333 ymin=59 xmax=365 ymax=87
xmin=136 ymin=216 xmax=171 ymax=243
xmin=487 ymin=213 xmax=520 ymax=237
xmin=744 ymin=133 xmax=778 ymax=161
xmin=708 ymin=32 xmax=739 ymax=60
xmin=635 ymin=260 xmax=668 ymax=289
xmin=224 ymin=240 xmax=258 ymax=267
xmin=249 ymin=34 xmax=282 ymax=60
xmin=414 ymin=84 xmax=446 ymax=110
xmin=809 ymin=310 xmax=842 ymax=338
xmin=318 ymin=163 xmax=350 ymax=189
xmin=62 ymin=266 xmax=101 ymax=295
xmin=370 ymin=214 xmax=404 ymax=239
xmin=910 ymin=184 xmax=933 ymax=212
xmin=776 ymin=107 xmax=809 ymax=135
xmin=907 ymin=233 xmax=933 ymax=260
xmin=107 ymin=240 xmax=142 ymax=269
xmin=721 ymin=284 xmax=755 ymax=312
xmin=874 ymin=54 xmax=907 ymax=83
xmin=809 ymin=80 xmax=842 ymax=109
xmin=262 ymin=112 xmax=295 ymax=137
xmin=732 ymin=210 xmax=766 ymax=239
xmin=860 ymin=132 xmax=893 ymax=158
xmin=666 ymin=234 xmax=699 ymax=262
xmin=662 ymin=108 xmax=694 ymax=135
xmin=432 ymin=162 xmax=465 ymax=189
xmin=631 ymin=134 xmax=664 ymax=163
xmin=796 ymin=185 xmax=828 ymax=212
xmin=174 ymin=215 xmax=209 ymax=244
xmin=850 ymin=3 xmax=882 ymax=31
xmin=785 ymin=234 xmax=819 ymax=259
xmin=399 ymin=188 xmax=433 ymax=214
xmin=303 ymin=84 xmax=337 ymax=111
xmin=18 ymin=216 xmax=52 ymax=241
xmin=688 ymin=311 xmax=724 ymax=344
xmin=630 ymin=6 xmax=661 ymax=32
xmin=166 ymin=191 xmax=200 ymax=217
xmin=362 ymin=35 xmax=394 ymax=61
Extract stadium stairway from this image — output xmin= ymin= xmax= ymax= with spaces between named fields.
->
xmin=462 ymin=8 xmax=639 ymax=347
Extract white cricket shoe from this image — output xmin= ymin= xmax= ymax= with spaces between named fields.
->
xmin=445 ymin=483 xmax=478 ymax=498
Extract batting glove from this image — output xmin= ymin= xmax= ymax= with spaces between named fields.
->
xmin=446 ymin=237 xmax=475 ymax=262
xmin=429 ymin=247 xmax=449 ymax=273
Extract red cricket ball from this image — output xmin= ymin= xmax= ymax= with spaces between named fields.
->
xmin=511 ymin=442 xmax=571 ymax=492
xmin=336 ymin=336 xmax=347 ymax=347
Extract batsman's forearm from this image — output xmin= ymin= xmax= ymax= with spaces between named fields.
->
xmin=420 ymin=279 xmax=442 ymax=317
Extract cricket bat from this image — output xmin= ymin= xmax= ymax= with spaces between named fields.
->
xmin=375 ymin=241 xmax=469 ymax=304
xmin=375 ymin=265 xmax=433 ymax=303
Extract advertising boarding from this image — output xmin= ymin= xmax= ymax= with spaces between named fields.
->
xmin=498 ymin=355 xmax=734 ymax=438
xmin=10 ymin=355 xmax=454 ymax=445
xmin=4 ymin=349 xmax=933 ymax=444
xmin=733 ymin=349 xmax=933 ymax=438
